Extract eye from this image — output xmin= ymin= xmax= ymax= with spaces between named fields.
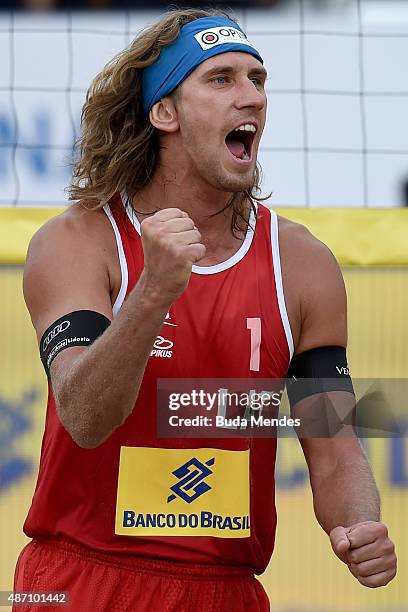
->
xmin=211 ymin=75 xmax=230 ymax=86
xmin=250 ymin=77 xmax=264 ymax=89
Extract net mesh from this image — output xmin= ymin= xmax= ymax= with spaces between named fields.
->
xmin=1 ymin=1 xmax=408 ymax=207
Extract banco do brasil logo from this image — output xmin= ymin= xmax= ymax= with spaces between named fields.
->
xmin=167 ymin=457 xmax=215 ymax=503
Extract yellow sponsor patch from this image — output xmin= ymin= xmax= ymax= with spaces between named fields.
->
xmin=115 ymin=447 xmax=250 ymax=537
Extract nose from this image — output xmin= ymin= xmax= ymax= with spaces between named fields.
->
xmin=234 ymin=77 xmax=266 ymax=112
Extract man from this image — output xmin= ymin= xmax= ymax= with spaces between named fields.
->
xmin=16 ymin=8 xmax=396 ymax=611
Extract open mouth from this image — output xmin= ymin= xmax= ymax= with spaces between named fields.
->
xmin=225 ymin=124 xmax=256 ymax=162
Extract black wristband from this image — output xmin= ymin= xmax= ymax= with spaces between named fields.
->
xmin=40 ymin=310 xmax=111 ymax=376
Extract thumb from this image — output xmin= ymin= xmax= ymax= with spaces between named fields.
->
xmin=330 ymin=526 xmax=351 ymax=564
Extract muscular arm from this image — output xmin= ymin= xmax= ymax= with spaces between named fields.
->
xmin=24 ymin=205 xmax=204 ymax=449
xmin=280 ymin=219 xmax=396 ymax=586
xmin=50 ymin=277 xmax=170 ymax=450
xmin=301 ymin=431 xmax=380 ymax=533
xmin=290 ymin=233 xmax=380 ymax=531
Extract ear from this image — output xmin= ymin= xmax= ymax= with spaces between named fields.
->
xmin=149 ymin=97 xmax=179 ymax=133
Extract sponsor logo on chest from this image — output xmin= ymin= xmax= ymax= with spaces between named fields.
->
xmin=150 ymin=311 xmax=176 ymax=359
xmin=115 ymin=447 xmax=250 ymax=537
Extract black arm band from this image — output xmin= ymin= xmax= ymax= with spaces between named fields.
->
xmin=286 ymin=345 xmax=354 ymax=407
xmin=40 ymin=310 xmax=111 ymax=376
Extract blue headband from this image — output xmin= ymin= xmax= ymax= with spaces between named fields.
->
xmin=142 ymin=17 xmax=263 ymax=117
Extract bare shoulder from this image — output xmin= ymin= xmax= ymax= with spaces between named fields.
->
xmin=277 ymin=215 xmax=339 ymax=270
xmin=277 ymin=214 xmax=344 ymax=291
xmin=277 ymin=214 xmax=347 ymax=353
xmin=24 ymin=202 xmax=119 ymax=341
xmin=27 ymin=202 xmax=112 ymax=259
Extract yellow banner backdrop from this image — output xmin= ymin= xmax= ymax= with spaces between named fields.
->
xmin=1 ymin=207 xmax=408 ymax=266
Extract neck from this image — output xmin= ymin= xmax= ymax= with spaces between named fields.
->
xmin=133 ymin=162 xmax=250 ymax=237
xmin=135 ymin=167 xmax=230 ymax=225
xmin=130 ymin=146 xmax=253 ymax=265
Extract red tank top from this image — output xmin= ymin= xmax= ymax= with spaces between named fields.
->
xmin=24 ymin=195 xmax=293 ymax=574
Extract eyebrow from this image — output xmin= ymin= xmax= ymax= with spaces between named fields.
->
xmin=202 ymin=64 xmax=268 ymax=79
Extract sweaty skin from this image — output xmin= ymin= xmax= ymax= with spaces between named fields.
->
xmin=24 ymin=51 xmax=396 ymax=588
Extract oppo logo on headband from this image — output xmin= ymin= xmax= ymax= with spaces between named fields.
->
xmin=195 ymin=27 xmax=252 ymax=51
xmin=42 ymin=320 xmax=71 ymax=352
xmin=201 ymin=31 xmax=220 ymax=45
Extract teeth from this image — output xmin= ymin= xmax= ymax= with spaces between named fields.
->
xmin=242 ymin=152 xmax=250 ymax=160
xmin=234 ymin=124 xmax=256 ymax=133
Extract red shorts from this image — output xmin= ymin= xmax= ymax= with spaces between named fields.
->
xmin=14 ymin=538 xmax=270 ymax=611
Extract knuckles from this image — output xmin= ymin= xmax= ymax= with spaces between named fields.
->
xmin=351 ymin=552 xmax=397 ymax=587
xmin=358 ymin=569 xmax=396 ymax=588
xmin=348 ymin=550 xmax=359 ymax=564
xmin=343 ymin=524 xmax=397 ymax=589
xmin=140 ymin=217 xmax=159 ymax=236
xmin=348 ymin=521 xmax=389 ymax=548
xmin=374 ymin=522 xmax=388 ymax=538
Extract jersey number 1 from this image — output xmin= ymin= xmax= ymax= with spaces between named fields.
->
xmin=246 ymin=317 xmax=261 ymax=372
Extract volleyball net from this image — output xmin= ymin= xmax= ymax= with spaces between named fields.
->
xmin=0 ymin=1 xmax=408 ymax=208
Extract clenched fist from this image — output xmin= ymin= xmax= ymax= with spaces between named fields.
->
xmin=140 ymin=208 xmax=206 ymax=304
xmin=330 ymin=521 xmax=397 ymax=588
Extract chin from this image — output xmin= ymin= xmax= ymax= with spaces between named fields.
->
xmin=218 ymin=171 xmax=255 ymax=193
xmin=196 ymin=155 xmax=256 ymax=193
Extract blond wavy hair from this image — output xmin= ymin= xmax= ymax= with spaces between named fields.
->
xmin=69 ymin=7 xmax=266 ymax=234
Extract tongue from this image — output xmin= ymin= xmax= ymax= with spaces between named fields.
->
xmin=226 ymin=136 xmax=245 ymax=159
